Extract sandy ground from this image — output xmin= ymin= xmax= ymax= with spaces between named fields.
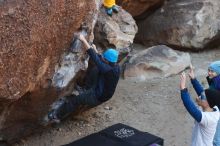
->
xmin=15 ymin=47 xmax=220 ymax=146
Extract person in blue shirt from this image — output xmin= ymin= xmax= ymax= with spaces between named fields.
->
xmin=180 ymin=72 xmax=219 ymax=146
xmin=46 ymin=34 xmax=120 ymax=123
xmin=207 ymin=61 xmax=220 ymax=91
xmin=189 ymin=62 xmax=220 ymax=146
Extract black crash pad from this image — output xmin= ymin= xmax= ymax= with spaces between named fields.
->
xmin=64 ymin=133 xmax=133 ymax=146
xmin=63 ymin=123 xmax=164 ymax=146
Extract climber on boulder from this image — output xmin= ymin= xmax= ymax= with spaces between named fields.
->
xmin=45 ymin=34 xmax=120 ymax=124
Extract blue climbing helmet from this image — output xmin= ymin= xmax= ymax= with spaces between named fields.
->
xmin=209 ymin=61 xmax=220 ymax=75
xmin=103 ymin=48 xmax=119 ymax=63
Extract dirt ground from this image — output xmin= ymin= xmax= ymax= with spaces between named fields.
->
xmin=15 ymin=46 xmax=220 ymax=146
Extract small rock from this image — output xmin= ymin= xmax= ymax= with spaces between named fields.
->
xmin=104 ymin=106 xmax=113 ymax=110
xmin=78 ymin=132 xmax=82 ymax=136
xmin=105 ymin=114 xmax=111 ymax=121
xmin=76 ymin=122 xmax=80 ymax=126
xmin=58 ymin=128 xmax=62 ymax=132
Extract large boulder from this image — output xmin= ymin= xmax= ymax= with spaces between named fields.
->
xmin=94 ymin=7 xmax=138 ymax=51
xmin=0 ymin=0 xmax=101 ymax=143
xmin=117 ymin=0 xmax=165 ymax=17
xmin=124 ymin=45 xmax=191 ymax=81
xmin=0 ymin=0 xmax=100 ymax=100
xmin=135 ymin=0 xmax=220 ymax=50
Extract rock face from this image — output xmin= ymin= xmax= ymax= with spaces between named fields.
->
xmin=0 ymin=0 xmax=98 ymax=100
xmin=117 ymin=0 xmax=165 ymax=17
xmin=135 ymin=0 xmax=220 ymax=50
xmin=94 ymin=7 xmax=138 ymax=50
xmin=0 ymin=0 xmax=101 ymax=143
xmin=124 ymin=45 xmax=191 ymax=81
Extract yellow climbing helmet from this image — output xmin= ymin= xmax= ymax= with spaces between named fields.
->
xmin=103 ymin=0 xmax=115 ymax=8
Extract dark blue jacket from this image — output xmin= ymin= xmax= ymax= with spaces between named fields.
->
xmin=87 ymin=48 xmax=120 ymax=102
xmin=207 ymin=75 xmax=220 ymax=90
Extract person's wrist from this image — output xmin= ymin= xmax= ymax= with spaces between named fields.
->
xmin=190 ymin=77 xmax=195 ymax=80
xmin=181 ymin=88 xmax=187 ymax=92
xmin=180 ymin=84 xmax=186 ymax=90
xmin=79 ymin=37 xmax=85 ymax=42
xmin=180 ymin=87 xmax=186 ymax=90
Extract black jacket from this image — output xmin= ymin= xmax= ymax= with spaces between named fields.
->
xmin=87 ymin=49 xmax=120 ymax=102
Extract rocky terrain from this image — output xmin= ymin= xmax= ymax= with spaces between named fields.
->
xmin=1 ymin=0 xmax=220 ymax=145
xmin=14 ymin=46 xmax=220 ymax=146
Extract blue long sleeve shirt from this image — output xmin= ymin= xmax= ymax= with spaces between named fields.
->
xmin=191 ymin=78 xmax=204 ymax=96
xmin=191 ymin=78 xmax=208 ymax=100
xmin=181 ymin=88 xmax=202 ymax=122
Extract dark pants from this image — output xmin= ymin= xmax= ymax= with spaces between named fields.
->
xmin=56 ymin=67 xmax=101 ymax=119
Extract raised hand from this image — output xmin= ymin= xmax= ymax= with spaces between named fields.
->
xmin=180 ymin=72 xmax=187 ymax=90
xmin=188 ymin=64 xmax=195 ymax=79
xmin=77 ymin=34 xmax=90 ymax=50
xmin=91 ymin=44 xmax=98 ymax=53
xmin=78 ymin=34 xmax=86 ymax=42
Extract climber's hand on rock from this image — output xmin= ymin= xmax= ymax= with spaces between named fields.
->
xmin=188 ymin=64 xmax=195 ymax=79
xmin=180 ymin=72 xmax=187 ymax=90
xmin=91 ymin=44 xmax=98 ymax=53
xmin=78 ymin=34 xmax=86 ymax=42
xmin=77 ymin=34 xmax=90 ymax=50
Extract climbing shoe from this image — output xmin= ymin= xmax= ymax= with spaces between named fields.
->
xmin=42 ymin=109 xmax=60 ymax=126
xmin=47 ymin=110 xmax=61 ymax=124
xmin=112 ymin=5 xmax=119 ymax=13
xmin=42 ymin=97 xmax=68 ymax=126
xmin=106 ymin=8 xmax=113 ymax=16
